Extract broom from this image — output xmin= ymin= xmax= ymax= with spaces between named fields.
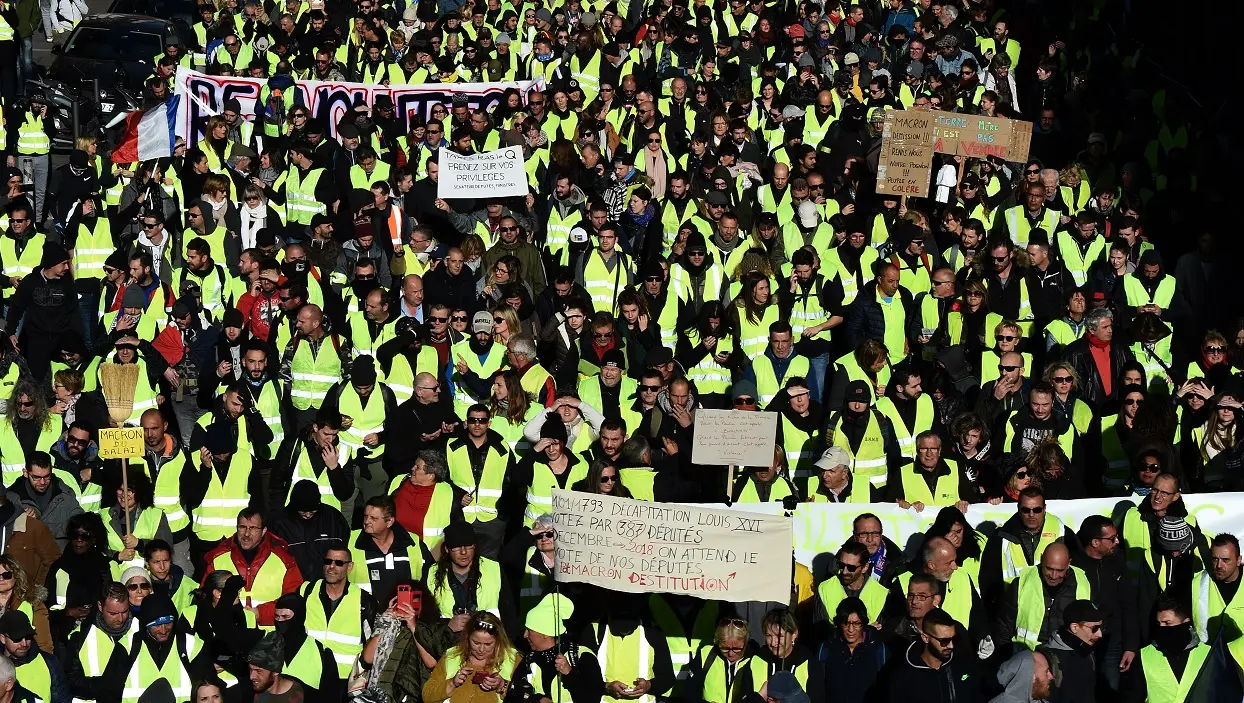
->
xmin=100 ymin=361 xmax=140 ymax=537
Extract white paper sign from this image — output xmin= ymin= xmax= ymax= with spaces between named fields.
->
xmin=437 ymin=147 xmax=528 ymax=198
xmin=552 ymin=489 xmax=793 ymax=603
xmin=691 ymin=410 xmax=778 ymax=467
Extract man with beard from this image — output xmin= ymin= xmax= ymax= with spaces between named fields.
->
xmin=826 ymin=381 xmax=903 ymax=493
xmin=49 ymin=422 xmax=103 ymax=514
xmin=449 ymin=314 xmax=507 ymax=421
xmin=321 ymin=356 xmax=399 ymax=507
xmin=654 ymin=173 xmax=707 ymax=261
xmin=348 ymin=287 xmax=397 ymax=359
xmin=991 ymin=650 xmax=1054 ymax=703
xmin=99 ymin=593 xmax=206 ymax=699
xmin=64 ymin=583 xmax=138 ymax=700
xmin=1001 ymin=382 xmax=1077 ymax=473
xmin=190 ymin=381 xmax=276 ymax=463
xmin=138 ymin=410 xmax=194 ymax=574
xmin=888 ymin=608 xmax=980 ymax=702
xmin=244 ymin=630 xmax=308 ymax=700
xmin=306 ymin=216 xmax=342 ymax=273
xmin=669 ymin=234 xmax=726 ymax=327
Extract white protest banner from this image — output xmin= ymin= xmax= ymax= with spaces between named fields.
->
xmin=691 ymin=410 xmax=777 ymax=467
xmin=551 ymin=489 xmax=793 ymax=603
xmin=437 ymin=147 xmax=528 ymax=198
xmin=174 ymin=67 xmax=543 ymax=144
xmin=719 ymin=493 xmax=1244 ymax=566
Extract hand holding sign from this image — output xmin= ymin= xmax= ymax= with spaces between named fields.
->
xmin=437 ymin=148 xmax=528 ymax=199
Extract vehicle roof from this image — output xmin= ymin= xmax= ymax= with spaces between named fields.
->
xmin=72 ymin=13 xmax=172 ymax=30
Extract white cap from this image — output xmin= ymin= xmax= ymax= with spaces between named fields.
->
xmin=814 ymin=446 xmax=850 ymax=471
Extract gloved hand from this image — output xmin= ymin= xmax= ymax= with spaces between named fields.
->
xmin=223 ymin=574 xmax=247 ymax=598
xmin=964 ymin=466 xmax=979 ymax=483
xmin=782 ymin=495 xmax=801 ymax=511
xmin=977 ymin=636 xmax=995 ymax=660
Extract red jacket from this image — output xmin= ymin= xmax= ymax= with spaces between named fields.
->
xmin=201 ymin=532 xmax=303 ymax=625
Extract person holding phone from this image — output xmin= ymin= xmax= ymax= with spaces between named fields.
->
xmin=424 ymin=612 xmax=521 ymax=703
xmin=358 ymin=580 xmax=456 ymax=701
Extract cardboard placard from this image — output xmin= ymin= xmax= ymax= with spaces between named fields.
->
xmin=931 ymin=111 xmax=1033 ymax=162
xmin=98 ymin=427 xmax=145 ymax=460
xmin=551 ymin=489 xmax=793 ymax=603
xmin=877 ymin=110 xmax=935 ymax=197
xmin=691 ymin=410 xmax=777 ymax=467
xmin=437 ymin=147 xmax=529 ymax=199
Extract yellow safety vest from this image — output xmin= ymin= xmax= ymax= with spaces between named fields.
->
xmin=73 ymin=218 xmax=115 ymax=280
xmin=525 ymin=460 xmax=589 ymax=525
xmin=122 ymin=635 xmax=199 ymax=703
xmin=1013 ymin=564 xmax=1090 ymax=649
xmin=752 ymin=353 xmax=810 ymax=408
xmin=302 ymin=580 xmax=365 ymax=677
xmin=599 ymin=626 xmax=659 ymax=703
xmin=998 ymin=514 xmax=1066 ymax=585
xmin=736 ymin=304 xmax=779 ymax=359
xmin=1138 ymin=643 xmax=1210 ymax=703
xmin=101 ymin=506 xmax=165 ymax=576
xmin=900 ymin=459 xmax=961 ymax=507
xmin=16 ymin=115 xmax=50 ymax=154
xmin=286 ymin=441 xmax=354 ymax=511
xmin=1191 ymin=569 xmax=1244 ymax=644
xmin=337 ymin=384 xmax=388 ymax=458
xmin=0 ymin=232 xmax=47 ymax=278
xmin=450 ymin=340 xmax=507 ymax=416
xmin=0 ymin=416 xmax=62 ymax=485
xmin=429 ymin=557 xmax=503 ymax=618
xmin=285 ymin=167 xmax=328 ymax=225
xmin=1003 ymin=206 xmax=1061 ymax=247
xmin=191 ymin=451 xmax=254 ymax=542
xmin=875 ymin=394 xmax=935 ymax=459
xmin=582 ymin=250 xmax=633 ymax=314
xmin=290 ymin=335 xmax=343 ymax=410
xmin=818 ymin=576 xmax=887 ymax=624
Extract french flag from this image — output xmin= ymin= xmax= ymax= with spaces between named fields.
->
xmin=111 ymin=96 xmax=180 ymax=163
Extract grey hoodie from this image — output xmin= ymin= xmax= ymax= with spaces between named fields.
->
xmin=990 ymin=650 xmax=1044 ymax=703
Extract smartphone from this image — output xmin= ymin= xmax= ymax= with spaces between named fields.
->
xmin=472 ymin=671 xmax=489 ymax=685
xmin=396 ymin=584 xmax=413 ymax=609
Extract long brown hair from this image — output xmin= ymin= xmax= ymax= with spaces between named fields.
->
xmin=490 ymin=369 xmax=530 ymax=426
xmin=734 ymin=271 xmax=771 ymax=325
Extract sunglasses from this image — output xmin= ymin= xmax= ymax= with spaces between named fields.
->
xmin=142 ymin=222 xmax=160 ymax=229
xmin=493 ymin=316 xmax=505 ymax=324
xmin=644 ymin=276 xmax=663 ymax=283
xmin=430 ymin=316 xmax=448 ymax=322
xmin=535 ymin=531 xmax=555 ymax=539
xmin=323 ymin=558 xmax=350 ymax=567
xmin=927 ymin=634 xmax=955 ymax=646
xmin=71 ymin=530 xmax=92 ymax=540
xmin=1014 ymin=470 xmax=1029 ymax=480
xmin=600 ymin=475 xmax=617 ymax=483
xmin=1142 ymin=462 xmax=1161 ymax=471
xmin=839 ymin=562 xmax=862 ymax=572
xmin=593 ymin=332 xmax=613 ymax=339
xmin=641 ymin=385 xmax=661 ymax=392
xmin=466 ymin=417 xmax=489 ymax=425
xmin=992 ymin=254 xmax=1010 ymax=262
xmin=1019 ymin=506 xmax=1044 ymax=514
xmin=451 ymin=315 xmax=468 ymax=322
xmin=998 ymin=365 xmax=1020 ymax=372
xmin=0 ymin=572 xmax=12 ymax=581
xmin=734 ymin=397 xmax=756 ymax=406
xmin=997 ymin=335 xmax=1017 ymax=342
xmin=1124 ymin=398 xmax=1143 ymax=406
xmin=1206 ymin=346 xmax=1226 ymax=353
xmin=1052 ymin=376 xmax=1073 ymax=383
xmin=127 ymin=582 xmax=152 ymax=591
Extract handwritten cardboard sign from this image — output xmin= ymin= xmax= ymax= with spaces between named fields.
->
xmin=931 ymin=111 xmax=1032 ymax=162
xmin=691 ymin=410 xmax=778 ymax=467
xmin=878 ymin=110 xmax=934 ymax=197
xmin=98 ymin=427 xmax=145 ymax=460
xmin=437 ymin=147 xmax=528 ymax=198
xmin=551 ymin=490 xmax=792 ymax=602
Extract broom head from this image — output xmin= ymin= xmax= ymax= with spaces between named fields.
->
xmin=100 ymin=361 xmax=141 ymax=424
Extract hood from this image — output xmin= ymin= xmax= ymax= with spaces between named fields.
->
xmin=994 ymin=651 xmax=1039 ymax=703
xmin=554 ymin=185 xmax=587 ymax=210
xmin=1131 ymin=249 xmax=1165 ymax=280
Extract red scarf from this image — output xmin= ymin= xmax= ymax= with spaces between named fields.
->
xmin=1087 ymin=333 xmax=1111 ymax=349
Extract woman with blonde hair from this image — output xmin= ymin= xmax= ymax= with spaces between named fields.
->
xmin=1058 ymin=164 xmax=1091 ymax=214
xmin=684 ymin=618 xmax=756 ymax=703
xmin=423 ymin=612 xmax=520 ymax=703
xmin=0 ymin=555 xmax=52 ymax=653
xmin=491 ymin=305 xmax=522 ymax=348
xmin=1042 ymin=362 xmax=1093 ymax=436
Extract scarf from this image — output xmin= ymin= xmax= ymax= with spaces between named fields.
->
xmin=868 ymin=542 xmax=887 ymax=580
xmin=525 ymin=131 xmax=548 ymax=150
xmin=645 ymin=149 xmax=668 ymax=199
xmin=257 ymin=166 xmax=278 ymax=187
xmin=209 ymin=197 xmax=228 ymax=230
xmin=1087 ymin=333 xmax=1111 ymax=349
xmin=240 ymin=201 xmax=267 ymax=249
